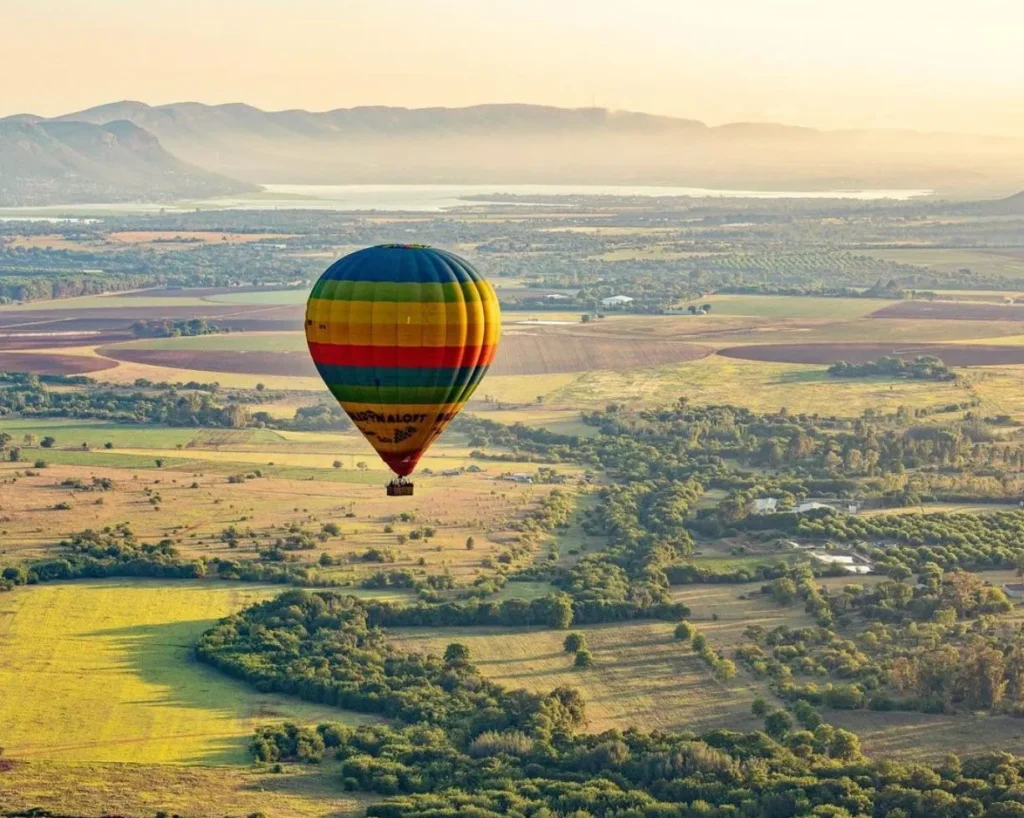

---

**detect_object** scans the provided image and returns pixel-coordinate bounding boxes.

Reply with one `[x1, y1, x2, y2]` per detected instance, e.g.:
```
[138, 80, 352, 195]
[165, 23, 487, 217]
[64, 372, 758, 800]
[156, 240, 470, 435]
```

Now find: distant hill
[0, 118, 255, 206]
[52, 101, 1024, 195]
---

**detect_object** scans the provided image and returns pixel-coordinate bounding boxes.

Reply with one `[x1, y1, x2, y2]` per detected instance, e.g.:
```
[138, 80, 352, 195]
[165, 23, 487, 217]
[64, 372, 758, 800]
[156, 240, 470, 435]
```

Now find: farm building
[796, 501, 833, 514]
[501, 473, 534, 484]
[1003, 583, 1024, 600]
[601, 295, 634, 307]
[751, 497, 778, 514]
[808, 552, 873, 574]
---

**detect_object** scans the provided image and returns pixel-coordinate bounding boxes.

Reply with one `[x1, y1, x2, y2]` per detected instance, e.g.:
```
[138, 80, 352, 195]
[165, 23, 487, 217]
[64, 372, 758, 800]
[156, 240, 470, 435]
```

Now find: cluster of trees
[0, 524, 358, 594]
[0, 371, 350, 432]
[130, 317, 226, 337]
[797, 510, 1024, 574]
[828, 356, 955, 382]
[202, 591, 1024, 818]
[197, 590, 586, 736]
[736, 566, 1024, 715]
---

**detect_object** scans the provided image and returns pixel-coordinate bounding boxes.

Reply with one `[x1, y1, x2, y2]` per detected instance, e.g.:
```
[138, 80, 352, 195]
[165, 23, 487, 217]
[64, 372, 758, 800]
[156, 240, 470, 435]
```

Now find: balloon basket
[387, 480, 414, 497]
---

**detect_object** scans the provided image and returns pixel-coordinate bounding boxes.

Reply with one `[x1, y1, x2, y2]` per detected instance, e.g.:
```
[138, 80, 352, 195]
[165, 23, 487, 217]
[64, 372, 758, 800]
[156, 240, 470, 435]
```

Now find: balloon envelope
[305, 244, 501, 477]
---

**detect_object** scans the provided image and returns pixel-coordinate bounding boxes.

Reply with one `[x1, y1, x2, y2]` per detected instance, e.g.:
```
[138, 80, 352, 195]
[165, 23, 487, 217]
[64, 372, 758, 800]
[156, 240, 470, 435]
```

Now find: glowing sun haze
[5, 0, 1023, 136]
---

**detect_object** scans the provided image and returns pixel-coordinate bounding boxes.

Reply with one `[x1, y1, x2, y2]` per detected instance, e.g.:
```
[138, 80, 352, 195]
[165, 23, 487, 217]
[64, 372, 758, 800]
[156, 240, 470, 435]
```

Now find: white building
[1003, 583, 1024, 600]
[796, 501, 833, 514]
[751, 498, 778, 514]
[601, 295, 634, 307]
[808, 552, 872, 574]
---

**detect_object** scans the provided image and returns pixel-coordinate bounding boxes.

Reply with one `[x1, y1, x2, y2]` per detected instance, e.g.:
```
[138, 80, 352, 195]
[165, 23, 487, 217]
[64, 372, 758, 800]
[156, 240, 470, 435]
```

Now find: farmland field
[0, 580, 376, 764]
[4, 188, 1024, 817]
[389, 620, 765, 735]
[718, 341, 1024, 366]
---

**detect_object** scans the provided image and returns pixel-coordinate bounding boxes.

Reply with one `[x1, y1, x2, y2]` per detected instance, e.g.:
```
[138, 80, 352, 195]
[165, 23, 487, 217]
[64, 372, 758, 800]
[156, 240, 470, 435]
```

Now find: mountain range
[4, 101, 1024, 205]
[0, 117, 254, 206]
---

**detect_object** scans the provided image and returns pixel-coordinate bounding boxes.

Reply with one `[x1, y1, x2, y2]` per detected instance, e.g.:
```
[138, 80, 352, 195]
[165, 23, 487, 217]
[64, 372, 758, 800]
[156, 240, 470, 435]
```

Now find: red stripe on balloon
[308, 341, 496, 369]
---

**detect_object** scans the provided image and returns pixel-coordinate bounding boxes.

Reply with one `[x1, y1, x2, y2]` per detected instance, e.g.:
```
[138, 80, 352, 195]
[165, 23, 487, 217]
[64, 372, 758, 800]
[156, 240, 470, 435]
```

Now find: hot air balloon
[305, 245, 501, 495]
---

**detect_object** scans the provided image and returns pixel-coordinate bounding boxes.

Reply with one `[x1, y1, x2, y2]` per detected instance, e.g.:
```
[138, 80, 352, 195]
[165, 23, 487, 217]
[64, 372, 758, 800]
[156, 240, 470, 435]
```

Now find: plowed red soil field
[871, 301, 1024, 321]
[0, 353, 116, 375]
[100, 335, 713, 377]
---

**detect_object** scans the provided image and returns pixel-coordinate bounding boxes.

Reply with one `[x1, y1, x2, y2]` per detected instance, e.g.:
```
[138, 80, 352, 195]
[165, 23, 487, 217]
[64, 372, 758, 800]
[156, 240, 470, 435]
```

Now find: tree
[465, 536, 475, 550]
[764, 709, 793, 740]
[829, 729, 861, 760]
[154, 459, 165, 468]
[40, 436, 56, 448]
[444, 643, 471, 666]
[714, 659, 737, 682]
[563, 633, 586, 653]
[691, 633, 708, 653]
[751, 697, 769, 717]
[7, 447, 21, 462]
[674, 621, 693, 640]
[333, 460, 342, 469]
[770, 577, 798, 606]
[356, 462, 368, 471]
[256, 383, 266, 392]
[574, 649, 593, 668]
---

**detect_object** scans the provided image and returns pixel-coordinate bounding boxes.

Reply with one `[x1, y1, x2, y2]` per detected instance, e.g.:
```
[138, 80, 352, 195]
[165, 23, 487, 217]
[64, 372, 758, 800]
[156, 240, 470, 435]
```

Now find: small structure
[544, 293, 570, 300]
[501, 473, 534, 484]
[808, 552, 872, 574]
[751, 497, 778, 514]
[796, 501, 833, 514]
[600, 295, 634, 307]
[1003, 583, 1024, 600]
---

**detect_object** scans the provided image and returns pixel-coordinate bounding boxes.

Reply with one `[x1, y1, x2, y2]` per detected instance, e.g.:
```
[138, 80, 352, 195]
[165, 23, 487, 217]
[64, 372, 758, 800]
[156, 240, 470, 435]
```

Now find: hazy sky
[5, 0, 1023, 135]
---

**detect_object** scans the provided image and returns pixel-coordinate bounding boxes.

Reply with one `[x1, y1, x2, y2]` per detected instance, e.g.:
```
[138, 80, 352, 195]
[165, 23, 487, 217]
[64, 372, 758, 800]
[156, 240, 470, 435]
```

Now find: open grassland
[0, 761, 366, 818]
[0, 580, 377, 765]
[389, 620, 766, 735]
[0, 415, 576, 581]
[0, 459, 563, 582]
[545, 354, 972, 416]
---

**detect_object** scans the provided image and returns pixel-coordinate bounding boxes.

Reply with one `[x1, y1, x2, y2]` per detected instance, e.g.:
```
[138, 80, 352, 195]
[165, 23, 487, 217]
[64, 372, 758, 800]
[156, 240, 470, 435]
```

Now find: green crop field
[0, 580, 378, 765]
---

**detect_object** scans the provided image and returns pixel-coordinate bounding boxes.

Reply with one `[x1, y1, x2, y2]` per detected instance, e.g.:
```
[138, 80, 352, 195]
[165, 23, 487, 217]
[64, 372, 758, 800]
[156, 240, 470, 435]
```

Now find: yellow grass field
[0, 580, 378, 765]
[0, 761, 367, 818]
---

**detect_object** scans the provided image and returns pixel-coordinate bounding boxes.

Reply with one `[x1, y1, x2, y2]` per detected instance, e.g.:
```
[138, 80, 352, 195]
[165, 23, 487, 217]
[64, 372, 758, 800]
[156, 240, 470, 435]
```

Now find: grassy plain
[389, 619, 765, 735]
[697, 294, 895, 319]
[0, 761, 367, 818]
[0, 580, 377, 765]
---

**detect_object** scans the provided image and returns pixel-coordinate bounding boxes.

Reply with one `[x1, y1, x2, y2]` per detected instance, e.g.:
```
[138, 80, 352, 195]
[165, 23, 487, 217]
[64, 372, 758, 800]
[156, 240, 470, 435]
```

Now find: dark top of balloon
[318, 244, 485, 285]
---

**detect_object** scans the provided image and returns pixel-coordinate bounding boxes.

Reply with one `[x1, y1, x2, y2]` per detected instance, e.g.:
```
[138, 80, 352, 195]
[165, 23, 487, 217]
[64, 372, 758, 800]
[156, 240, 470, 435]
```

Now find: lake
[0, 183, 934, 217]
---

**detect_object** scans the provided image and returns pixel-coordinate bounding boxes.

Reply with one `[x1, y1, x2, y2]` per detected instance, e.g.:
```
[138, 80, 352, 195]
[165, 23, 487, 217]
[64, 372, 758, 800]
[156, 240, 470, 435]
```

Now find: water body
[0, 183, 933, 217]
